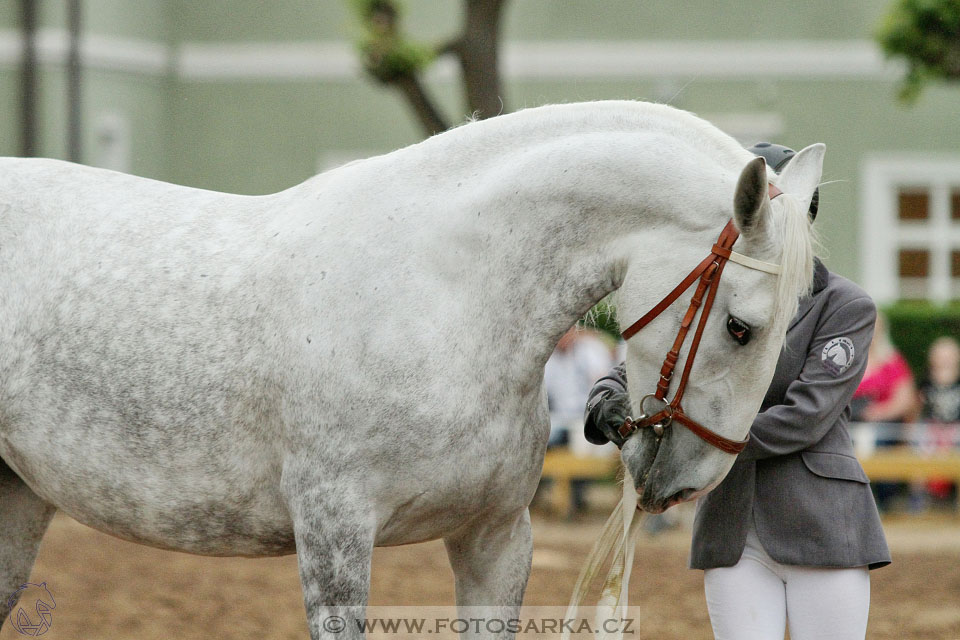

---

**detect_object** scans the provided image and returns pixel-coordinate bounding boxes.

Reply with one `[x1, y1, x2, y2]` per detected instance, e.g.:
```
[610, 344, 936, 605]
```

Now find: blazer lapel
[789, 296, 817, 331]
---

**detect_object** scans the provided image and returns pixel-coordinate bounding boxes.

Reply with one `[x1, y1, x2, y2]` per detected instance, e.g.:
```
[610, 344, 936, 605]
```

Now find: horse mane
[767, 190, 816, 333]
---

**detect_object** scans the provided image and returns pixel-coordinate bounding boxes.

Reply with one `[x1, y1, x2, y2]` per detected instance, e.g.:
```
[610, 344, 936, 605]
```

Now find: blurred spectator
[852, 313, 917, 511]
[542, 327, 616, 515]
[544, 327, 615, 453]
[915, 337, 960, 509]
[920, 336, 960, 424]
[851, 313, 918, 427]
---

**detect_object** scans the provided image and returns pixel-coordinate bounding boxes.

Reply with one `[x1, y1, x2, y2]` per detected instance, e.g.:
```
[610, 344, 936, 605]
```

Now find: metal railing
[849, 421, 960, 458]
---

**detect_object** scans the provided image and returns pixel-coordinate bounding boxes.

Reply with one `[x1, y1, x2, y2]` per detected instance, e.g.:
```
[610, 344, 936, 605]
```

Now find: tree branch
[437, 38, 462, 58]
[350, 0, 509, 133]
[353, 0, 451, 135]
[393, 74, 451, 135]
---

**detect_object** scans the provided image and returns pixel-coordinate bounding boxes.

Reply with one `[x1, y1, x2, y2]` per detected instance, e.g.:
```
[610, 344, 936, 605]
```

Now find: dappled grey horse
[0, 100, 822, 638]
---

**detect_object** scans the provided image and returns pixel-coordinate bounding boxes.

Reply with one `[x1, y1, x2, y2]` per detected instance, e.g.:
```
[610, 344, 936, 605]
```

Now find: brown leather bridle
[617, 184, 783, 455]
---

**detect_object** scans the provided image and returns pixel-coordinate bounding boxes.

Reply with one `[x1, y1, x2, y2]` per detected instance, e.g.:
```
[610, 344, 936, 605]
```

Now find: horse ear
[733, 156, 769, 239]
[776, 143, 825, 215]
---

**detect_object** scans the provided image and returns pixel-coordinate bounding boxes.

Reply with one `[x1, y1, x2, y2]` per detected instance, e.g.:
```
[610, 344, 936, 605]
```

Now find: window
[862, 157, 960, 303]
[898, 248, 929, 299]
[898, 189, 929, 221]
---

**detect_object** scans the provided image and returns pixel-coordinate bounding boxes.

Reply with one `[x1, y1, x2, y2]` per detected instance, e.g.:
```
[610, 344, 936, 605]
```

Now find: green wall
[0, 70, 19, 157]
[1, 2, 22, 156]
[504, 0, 889, 41]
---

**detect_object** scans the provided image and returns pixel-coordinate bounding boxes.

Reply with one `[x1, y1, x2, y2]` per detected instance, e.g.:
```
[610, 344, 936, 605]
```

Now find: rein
[617, 184, 783, 455]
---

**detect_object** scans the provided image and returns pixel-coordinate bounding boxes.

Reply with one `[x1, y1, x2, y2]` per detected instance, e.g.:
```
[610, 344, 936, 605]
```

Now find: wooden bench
[540, 448, 620, 516]
[540, 446, 960, 515]
[856, 446, 960, 515]
[859, 448, 960, 485]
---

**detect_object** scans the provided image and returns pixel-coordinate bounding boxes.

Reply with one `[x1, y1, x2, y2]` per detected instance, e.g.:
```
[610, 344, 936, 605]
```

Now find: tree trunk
[67, 0, 83, 163]
[458, 0, 506, 119]
[19, 0, 38, 157]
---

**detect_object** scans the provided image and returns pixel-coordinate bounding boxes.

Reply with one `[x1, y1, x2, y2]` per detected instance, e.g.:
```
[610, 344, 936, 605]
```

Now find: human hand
[584, 388, 632, 447]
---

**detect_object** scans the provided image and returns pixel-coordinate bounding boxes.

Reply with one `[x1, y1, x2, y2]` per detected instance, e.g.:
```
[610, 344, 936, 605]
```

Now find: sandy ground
[1, 496, 959, 640]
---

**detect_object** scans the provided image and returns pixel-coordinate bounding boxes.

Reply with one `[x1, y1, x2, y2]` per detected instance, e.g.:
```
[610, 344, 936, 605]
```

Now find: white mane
[767, 190, 816, 333]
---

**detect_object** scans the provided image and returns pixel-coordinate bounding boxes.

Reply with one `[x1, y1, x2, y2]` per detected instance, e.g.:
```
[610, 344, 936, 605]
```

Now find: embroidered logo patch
[821, 337, 855, 376]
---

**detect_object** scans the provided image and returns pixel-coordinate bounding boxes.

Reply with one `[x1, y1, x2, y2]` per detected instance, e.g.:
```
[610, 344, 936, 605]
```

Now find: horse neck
[305, 104, 740, 389]
[395, 123, 728, 382]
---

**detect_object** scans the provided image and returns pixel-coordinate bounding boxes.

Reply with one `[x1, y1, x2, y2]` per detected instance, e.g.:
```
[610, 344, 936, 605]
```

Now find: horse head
[617, 144, 824, 513]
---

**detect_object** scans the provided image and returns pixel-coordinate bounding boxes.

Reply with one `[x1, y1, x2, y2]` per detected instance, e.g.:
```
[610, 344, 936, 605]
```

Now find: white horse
[0, 100, 822, 638]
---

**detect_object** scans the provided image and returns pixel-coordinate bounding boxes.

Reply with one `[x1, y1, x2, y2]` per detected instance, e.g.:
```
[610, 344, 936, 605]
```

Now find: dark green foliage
[876, 0, 960, 101]
[883, 300, 960, 379]
[349, 0, 435, 83]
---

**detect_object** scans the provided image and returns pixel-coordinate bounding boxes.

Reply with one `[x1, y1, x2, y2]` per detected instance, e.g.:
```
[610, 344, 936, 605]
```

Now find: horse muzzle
[637, 485, 698, 513]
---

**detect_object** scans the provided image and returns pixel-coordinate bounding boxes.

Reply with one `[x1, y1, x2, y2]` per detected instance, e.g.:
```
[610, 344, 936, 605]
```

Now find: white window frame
[861, 154, 960, 304]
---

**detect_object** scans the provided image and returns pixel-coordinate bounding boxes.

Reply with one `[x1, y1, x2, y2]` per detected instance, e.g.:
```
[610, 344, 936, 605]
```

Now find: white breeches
[703, 522, 871, 640]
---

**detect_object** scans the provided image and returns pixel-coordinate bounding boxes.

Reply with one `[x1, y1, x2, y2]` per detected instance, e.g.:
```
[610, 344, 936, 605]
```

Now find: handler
[583, 142, 890, 640]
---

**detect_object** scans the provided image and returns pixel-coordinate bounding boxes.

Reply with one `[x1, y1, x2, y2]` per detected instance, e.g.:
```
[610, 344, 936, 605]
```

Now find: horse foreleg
[444, 508, 533, 639]
[283, 466, 374, 640]
[0, 460, 56, 631]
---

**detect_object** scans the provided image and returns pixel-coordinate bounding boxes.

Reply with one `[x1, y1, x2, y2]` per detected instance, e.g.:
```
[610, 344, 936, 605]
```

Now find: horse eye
[727, 316, 752, 345]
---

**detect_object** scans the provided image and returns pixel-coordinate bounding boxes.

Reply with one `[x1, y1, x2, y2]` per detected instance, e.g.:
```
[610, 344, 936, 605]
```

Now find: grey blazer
[585, 259, 891, 570]
[689, 258, 890, 570]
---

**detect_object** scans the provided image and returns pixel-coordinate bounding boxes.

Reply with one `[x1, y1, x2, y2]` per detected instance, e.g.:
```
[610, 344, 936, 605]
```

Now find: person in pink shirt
[852, 313, 917, 424]
[852, 313, 918, 511]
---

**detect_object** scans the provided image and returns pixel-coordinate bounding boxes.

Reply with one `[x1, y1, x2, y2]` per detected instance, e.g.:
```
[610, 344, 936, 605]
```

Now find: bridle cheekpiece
[617, 184, 783, 455]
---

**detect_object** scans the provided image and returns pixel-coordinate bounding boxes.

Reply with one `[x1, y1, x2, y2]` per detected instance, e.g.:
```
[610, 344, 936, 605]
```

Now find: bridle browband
[617, 184, 783, 455]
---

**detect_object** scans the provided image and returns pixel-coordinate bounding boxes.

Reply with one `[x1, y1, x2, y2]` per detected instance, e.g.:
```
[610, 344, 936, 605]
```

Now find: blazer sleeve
[583, 362, 629, 445]
[737, 294, 877, 462]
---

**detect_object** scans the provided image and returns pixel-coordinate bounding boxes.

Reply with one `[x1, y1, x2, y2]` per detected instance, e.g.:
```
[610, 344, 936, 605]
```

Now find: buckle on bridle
[618, 394, 673, 439]
[642, 394, 672, 437]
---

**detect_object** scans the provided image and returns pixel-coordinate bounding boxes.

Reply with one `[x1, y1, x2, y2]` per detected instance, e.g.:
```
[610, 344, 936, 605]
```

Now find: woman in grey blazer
[584, 143, 889, 640]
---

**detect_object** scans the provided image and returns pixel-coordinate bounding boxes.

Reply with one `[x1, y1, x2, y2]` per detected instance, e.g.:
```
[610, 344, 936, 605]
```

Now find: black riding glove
[584, 386, 632, 448]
